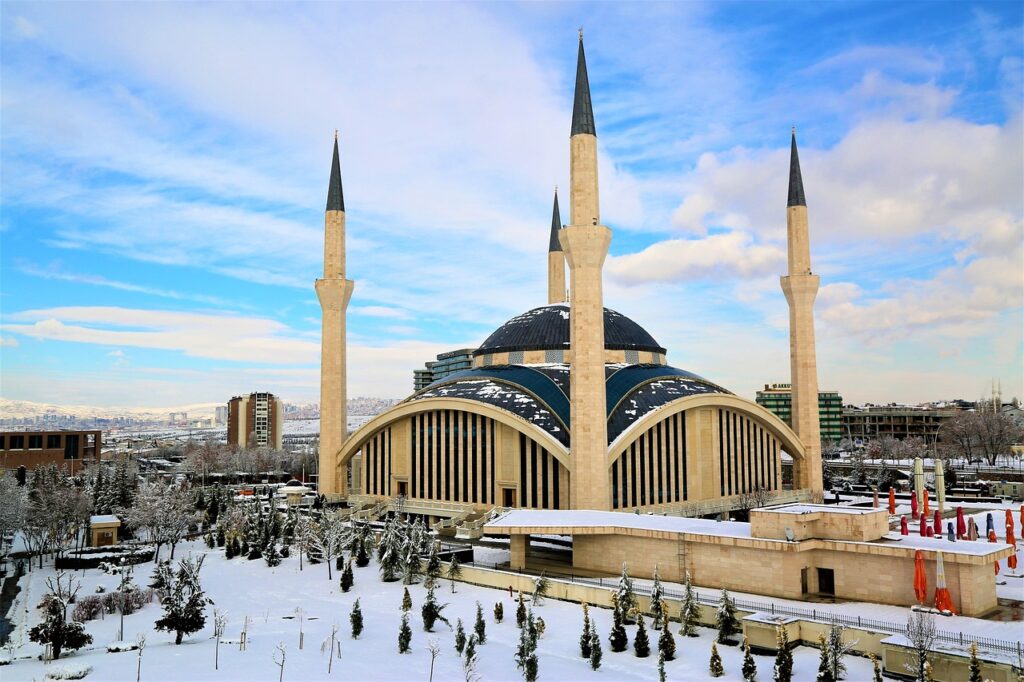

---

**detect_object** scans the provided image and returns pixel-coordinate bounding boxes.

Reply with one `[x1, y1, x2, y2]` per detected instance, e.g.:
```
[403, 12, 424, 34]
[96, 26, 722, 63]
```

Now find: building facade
[756, 383, 844, 442]
[412, 348, 477, 391]
[0, 430, 101, 474]
[320, 33, 824, 513]
[842, 405, 960, 442]
[227, 392, 284, 450]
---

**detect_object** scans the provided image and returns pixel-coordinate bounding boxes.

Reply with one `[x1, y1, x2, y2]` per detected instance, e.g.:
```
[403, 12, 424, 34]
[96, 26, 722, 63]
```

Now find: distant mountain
[0, 398, 221, 421]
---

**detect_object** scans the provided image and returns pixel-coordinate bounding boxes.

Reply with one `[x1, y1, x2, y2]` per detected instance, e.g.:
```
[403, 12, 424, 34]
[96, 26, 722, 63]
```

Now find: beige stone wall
[570, 134, 599, 227]
[471, 349, 666, 367]
[548, 251, 566, 304]
[750, 507, 889, 542]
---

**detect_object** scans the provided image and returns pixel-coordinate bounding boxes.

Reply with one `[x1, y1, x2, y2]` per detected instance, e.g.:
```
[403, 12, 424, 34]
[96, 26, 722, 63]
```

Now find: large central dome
[473, 304, 667, 356]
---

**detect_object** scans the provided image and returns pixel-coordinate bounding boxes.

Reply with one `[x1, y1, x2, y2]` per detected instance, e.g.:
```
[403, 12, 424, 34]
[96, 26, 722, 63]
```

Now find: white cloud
[606, 231, 785, 284]
[0, 336, 20, 348]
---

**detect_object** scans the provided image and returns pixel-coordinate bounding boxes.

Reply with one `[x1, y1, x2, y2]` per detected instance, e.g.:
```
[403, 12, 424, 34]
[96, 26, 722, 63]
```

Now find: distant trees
[124, 481, 195, 561]
[940, 410, 1024, 466]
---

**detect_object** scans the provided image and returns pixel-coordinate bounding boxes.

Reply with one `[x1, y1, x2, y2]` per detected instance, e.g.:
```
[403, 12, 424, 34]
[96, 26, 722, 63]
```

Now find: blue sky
[1, 2, 1021, 408]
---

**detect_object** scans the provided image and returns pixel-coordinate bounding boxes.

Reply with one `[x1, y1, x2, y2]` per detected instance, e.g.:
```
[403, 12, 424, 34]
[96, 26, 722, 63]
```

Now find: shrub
[44, 664, 92, 680]
[71, 596, 104, 623]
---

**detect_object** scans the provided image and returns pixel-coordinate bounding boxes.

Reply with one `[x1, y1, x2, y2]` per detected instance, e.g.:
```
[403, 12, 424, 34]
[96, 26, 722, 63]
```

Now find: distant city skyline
[1, 2, 1021, 407]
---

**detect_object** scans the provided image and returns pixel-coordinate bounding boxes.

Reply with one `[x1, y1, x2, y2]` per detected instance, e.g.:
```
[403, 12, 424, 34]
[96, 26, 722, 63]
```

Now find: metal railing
[465, 560, 1023, 659]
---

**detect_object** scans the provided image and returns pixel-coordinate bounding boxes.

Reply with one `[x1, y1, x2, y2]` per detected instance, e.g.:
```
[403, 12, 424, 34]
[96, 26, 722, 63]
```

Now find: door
[817, 567, 835, 595]
[503, 488, 516, 507]
[397, 481, 408, 497]
[800, 568, 809, 594]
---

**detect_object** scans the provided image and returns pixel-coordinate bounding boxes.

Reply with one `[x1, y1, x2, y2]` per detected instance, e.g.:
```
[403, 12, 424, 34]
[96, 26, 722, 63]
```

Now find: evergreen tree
[650, 565, 665, 629]
[263, 542, 282, 567]
[616, 563, 638, 623]
[515, 609, 539, 682]
[350, 599, 363, 639]
[716, 588, 739, 644]
[455, 618, 467, 653]
[773, 625, 793, 682]
[398, 613, 412, 653]
[195, 488, 207, 512]
[340, 560, 354, 593]
[742, 635, 757, 682]
[216, 527, 226, 547]
[29, 598, 92, 660]
[401, 546, 422, 586]
[825, 622, 853, 681]
[225, 540, 235, 560]
[579, 603, 593, 659]
[532, 572, 550, 606]
[815, 634, 834, 682]
[870, 653, 883, 682]
[516, 591, 527, 628]
[658, 609, 675, 662]
[154, 556, 211, 645]
[609, 594, 628, 653]
[494, 601, 504, 623]
[633, 614, 651, 658]
[710, 642, 724, 677]
[588, 620, 602, 670]
[658, 649, 667, 682]
[421, 584, 450, 632]
[446, 556, 462, 593]
[679, 570, 702, 637]
[473, 601, 487, 644]
[401, 586, 412, 611]
[425, 541, 442, 586]
[967, 642, 982, 682]
[464, 633, 478, 669]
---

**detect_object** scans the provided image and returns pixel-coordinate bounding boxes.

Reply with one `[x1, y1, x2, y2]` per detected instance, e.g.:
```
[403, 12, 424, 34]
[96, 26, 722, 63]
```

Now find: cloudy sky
[1, 2, 1021, 408]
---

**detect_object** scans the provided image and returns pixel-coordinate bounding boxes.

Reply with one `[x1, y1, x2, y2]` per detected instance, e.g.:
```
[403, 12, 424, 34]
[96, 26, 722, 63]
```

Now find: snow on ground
[3, 540, 877, 682]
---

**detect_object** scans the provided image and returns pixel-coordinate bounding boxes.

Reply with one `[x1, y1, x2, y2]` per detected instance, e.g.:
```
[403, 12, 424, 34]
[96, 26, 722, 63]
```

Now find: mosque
[315, 34, 824, 519]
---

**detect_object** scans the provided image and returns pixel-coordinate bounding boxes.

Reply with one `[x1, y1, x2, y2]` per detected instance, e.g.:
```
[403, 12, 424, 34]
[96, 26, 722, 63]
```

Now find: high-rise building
[755, 383, 843, 442]
[227, 392, 284, 450]
[413, 348, 477, 391]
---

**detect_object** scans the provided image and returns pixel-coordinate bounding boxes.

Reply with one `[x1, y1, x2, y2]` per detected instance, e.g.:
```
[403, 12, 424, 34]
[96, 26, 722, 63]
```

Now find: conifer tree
[464, 633, 478, 669]
[401, 586, 412, 611]
[398, 613, 411, 653]
[658, 650, 667, 682]
[633, 614, 651, 658]
[216, 527, 226, 547]
[773, 625, 793, 682]
[401, 546, 423, 585]
[609, 594, 628, 653]
[455, 618, 467, 653]
[589, 620, 602, 670]
[425, 540, 442, 586]
[650, 565, 665, 629]
[716, 588, 739, 644]
[28, 575, 92, 660]
[825, 622, 853, 681]
[421, 583, 450, 632]
[616, 563, 638, 623]
[967, 642, 982, 682]
[742, 634, 757, 681]
[532, 571, 550, 606]
[516, 591, 527, 629]
[205, 533, 215, 549]
[340, 560, 354, 593]
[579, 603, 593, 659]
[680, 570, 702, 637]
[515, 608, 539, 682]
[870, 652, 883, 682]
[446, 556, 462, 593]
[494, 602, 504, 623]
[154, 556, 211, 645]
[658, 609, 675, 662]
[350, 599, 363, 639]
[815, 633, 834, 682]
[263, 542, 281, 567]
[225, 540, 235, 559]
[474, 601, 486, 644]
[710, 642, 724, 677]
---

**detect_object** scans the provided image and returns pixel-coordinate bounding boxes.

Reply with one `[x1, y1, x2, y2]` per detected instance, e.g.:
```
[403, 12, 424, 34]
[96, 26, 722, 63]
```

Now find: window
[624, 350, 640, 364]
[817, 568, 835, 595]
[10, 435, 24, 449]
[47, 434, 61, 448]
[508, 351, 525, 364]
[64, 433, 80, 460]
[0, 435, 5, 449]
[28, 435, 43, 449]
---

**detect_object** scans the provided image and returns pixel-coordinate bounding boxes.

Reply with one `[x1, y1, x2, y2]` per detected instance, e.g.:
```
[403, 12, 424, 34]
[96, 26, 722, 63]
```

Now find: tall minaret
[316, 133, 355, 496]
[780, 129, 823, 497]
[547, 188, 566, 304]
[559, 31, 612, 510]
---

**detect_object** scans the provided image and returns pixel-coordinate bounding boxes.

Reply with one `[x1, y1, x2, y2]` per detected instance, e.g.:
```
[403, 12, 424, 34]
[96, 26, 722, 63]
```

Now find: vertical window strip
[519, 434, 527, 509]
[552, 455, 560, 509]
[680, 412, 688, 501]
[411, 415, 417, 498]
[630, 444, 638, 508]
[657, 421, 665, 505]
[530, 442, 539, 509]
[488, 419, 495, 506]
[718, 409, 725, 496]
[611, 455, 619, 509]
[541, 451, 549, 509]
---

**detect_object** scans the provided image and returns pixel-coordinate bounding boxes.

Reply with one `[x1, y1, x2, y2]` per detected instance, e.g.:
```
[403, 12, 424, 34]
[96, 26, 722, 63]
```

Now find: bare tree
[273, 642, 287, 682]
[213, 609, 228, 670]
[426, 638, 442, 682]
[123, 482, 196, 561]
[940, 411, 1022, 466]
[304, 513, 345, 580]
[135, 633, 146, 682]
[0, 474, 27, 560]
[320, 623, 340, 674]
[905, 611, 936, 681]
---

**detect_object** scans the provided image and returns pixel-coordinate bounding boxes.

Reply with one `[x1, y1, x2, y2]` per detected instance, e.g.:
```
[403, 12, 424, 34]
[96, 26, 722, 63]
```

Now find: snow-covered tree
[967, 643, 982, 682]
[658, 609, 675, 661]
[398, 613, 413, 653]
[816, 633, 834, 682]
[473, 601, 486, 644]
[421, 583, 450, 632]
[633, 614, 651, 658]
[377, 517, 407, 582]
[402, 546, 423, 585]
[579, 603, 592, 659]
[306, 512, 346, 580]
[773, 625, 793, 682]
[870, 652, 883, 682]
[446, 556, 463, 593]
[455, 618, 467, 653]
[825, 622, 856, 680]
[515, 608, 539, 682]
[350, 599, 363, 639]
[742, 635, 757, 681]
[716, 588, 739, 644]
[0, 474, 28, 560]
[28, 573, 91, 660]
[340, 559, 354, 592]
[905, 611, 935, 682]
[347, 521, 373, 568]
[515, 591, 526, 628]
[616, 563, 638, 623]
[493, 602, 504, 623]
[124, 481, 196, 562]
[650, 565, 665, 628]
[589, 619, 602, 670]
[401, 587, 412, 611]
[608, 594, 628, 652]
[531, 571, 550, 606]
[155, 556, 211, 645]
[710, 642, 724, 677]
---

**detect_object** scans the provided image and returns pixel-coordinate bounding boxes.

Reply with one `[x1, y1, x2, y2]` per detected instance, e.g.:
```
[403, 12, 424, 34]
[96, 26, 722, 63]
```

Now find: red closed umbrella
[1007, 509, 1016, 536]
[913, 550, 927, 603]
[956, 507, 966, 539]
[920, 515, 927, 537]
[933, 510, 942, 537]
[901, 516, 909, 536]
[1008, 519, 1018, 571]
[989, 529, 1000, 574]
[911, 492, 919, 520]
[967, 517, 979, 541]
[888, 488, 896, 515]
[922, 490, 930, 517]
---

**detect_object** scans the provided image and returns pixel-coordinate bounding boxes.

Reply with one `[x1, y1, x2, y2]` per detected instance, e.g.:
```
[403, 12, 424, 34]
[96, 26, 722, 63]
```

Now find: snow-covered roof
[768, 504, 879, 515]
[90, 515, 120, 525]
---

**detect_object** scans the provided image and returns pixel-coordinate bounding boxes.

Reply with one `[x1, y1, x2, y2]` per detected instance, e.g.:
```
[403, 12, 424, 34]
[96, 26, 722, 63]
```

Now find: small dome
[474, 304, 666, 357]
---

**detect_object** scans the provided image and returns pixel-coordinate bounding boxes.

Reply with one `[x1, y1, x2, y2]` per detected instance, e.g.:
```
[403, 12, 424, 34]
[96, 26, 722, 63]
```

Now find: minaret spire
[547, 188, 566, 304]
[571, 31, 596, 137]
[316, 133, 355, 496]
[780, 127, 822, 498]
[787, 127, 806, 208]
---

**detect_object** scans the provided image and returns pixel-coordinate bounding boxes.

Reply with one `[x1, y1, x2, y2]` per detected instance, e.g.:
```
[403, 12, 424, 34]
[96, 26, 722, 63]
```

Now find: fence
[466, 560, 1023, 659]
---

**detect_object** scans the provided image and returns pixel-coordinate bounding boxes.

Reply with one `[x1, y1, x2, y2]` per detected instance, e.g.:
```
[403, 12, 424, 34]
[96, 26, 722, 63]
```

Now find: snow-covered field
[3, 540, 878, 681]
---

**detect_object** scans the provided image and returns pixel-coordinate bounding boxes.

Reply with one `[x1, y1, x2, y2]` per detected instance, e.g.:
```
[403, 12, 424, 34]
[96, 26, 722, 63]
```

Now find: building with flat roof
[227, 392, 283, 450]
[0, 430, 101, 475]
[842, 405, 960, 441]
[412, 348, 476, 391]
[756, 383, 843, 442]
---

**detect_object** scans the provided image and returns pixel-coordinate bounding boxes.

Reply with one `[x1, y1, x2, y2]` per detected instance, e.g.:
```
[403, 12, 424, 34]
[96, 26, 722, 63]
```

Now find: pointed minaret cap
[571, 29, 596, 137]
[326, 131, 345, 212]
[788, 127, 806, 208]
[548, 187, 563, 252]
